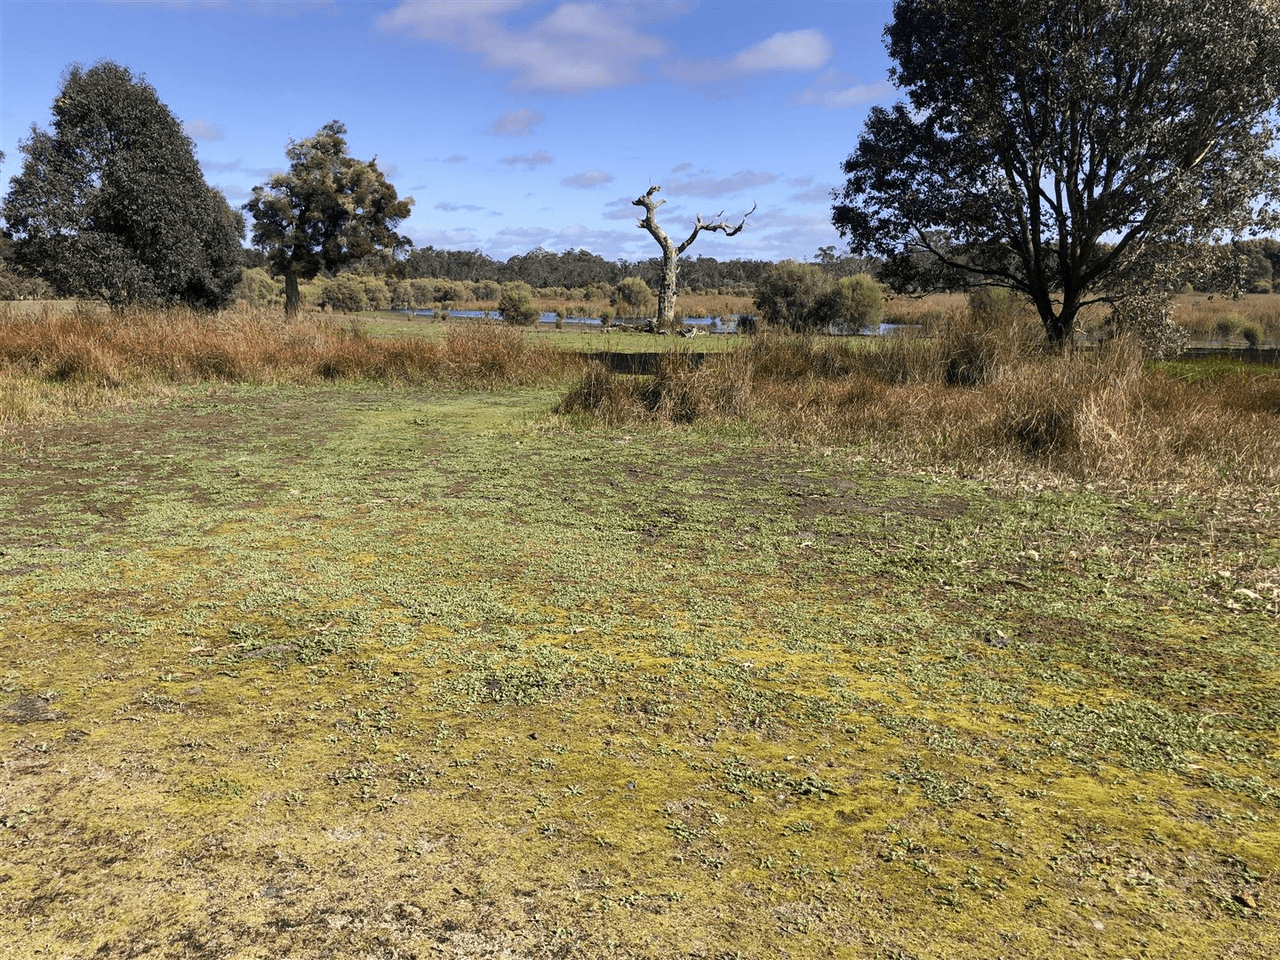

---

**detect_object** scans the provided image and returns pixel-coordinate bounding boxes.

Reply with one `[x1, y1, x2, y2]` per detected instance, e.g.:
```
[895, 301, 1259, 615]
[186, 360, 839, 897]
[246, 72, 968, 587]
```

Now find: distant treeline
[239, 237, 1280, 300]
[240, 244, 875, 297]
[400, 246, 780, 295]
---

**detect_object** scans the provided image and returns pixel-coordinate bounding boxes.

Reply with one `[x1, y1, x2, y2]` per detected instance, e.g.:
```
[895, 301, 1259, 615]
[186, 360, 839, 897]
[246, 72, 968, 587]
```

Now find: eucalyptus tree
[2, 61, 243, 309]
[244, 121, 413, 316]
[833, 0, 1280, 346]
[633, 185, 754, 330]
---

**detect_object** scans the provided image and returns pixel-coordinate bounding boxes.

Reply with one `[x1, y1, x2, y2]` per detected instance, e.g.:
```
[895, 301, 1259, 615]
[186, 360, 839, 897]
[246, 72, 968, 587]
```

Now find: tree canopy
[1, 61, 244, 309]
[244, 121, 413, 315]
[833, 0, 1280, 345]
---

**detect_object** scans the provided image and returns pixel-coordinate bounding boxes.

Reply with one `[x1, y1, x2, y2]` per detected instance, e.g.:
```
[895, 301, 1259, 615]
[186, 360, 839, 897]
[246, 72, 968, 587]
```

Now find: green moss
[0, 383, 1276, 958]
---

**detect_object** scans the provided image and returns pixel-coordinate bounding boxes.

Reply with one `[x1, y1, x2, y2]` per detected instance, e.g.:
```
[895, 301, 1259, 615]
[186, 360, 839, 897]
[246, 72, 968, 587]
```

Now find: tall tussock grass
[0, 303, 582, 429]
[0, 303, 580, 392]
[559, 311, 1280, 488]
[558, 347, 753, 425]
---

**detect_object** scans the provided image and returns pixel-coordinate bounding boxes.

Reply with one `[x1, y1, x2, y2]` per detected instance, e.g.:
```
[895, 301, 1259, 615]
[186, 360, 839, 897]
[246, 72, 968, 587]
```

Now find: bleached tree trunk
[633, 186, 754, 332]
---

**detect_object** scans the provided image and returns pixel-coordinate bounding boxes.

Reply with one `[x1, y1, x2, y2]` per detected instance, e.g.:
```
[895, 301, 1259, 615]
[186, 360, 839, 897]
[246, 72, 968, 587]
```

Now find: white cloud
[184, 119, 225, 141]
[435, 201, 487, 212]
[409, 225, 484, 249]
[604, 196, 641, 221]
[490, 108, 545, 136]
[665, 28, 832, 84]
[664, 169, 779, 199]
[377, 1, 669, 93]
[789, 184, 835, 204]
[500, 150, 554, 170]
[796, 71, 895, 108]
[732, 29, 831, 73]
[561, 169, 614, 189]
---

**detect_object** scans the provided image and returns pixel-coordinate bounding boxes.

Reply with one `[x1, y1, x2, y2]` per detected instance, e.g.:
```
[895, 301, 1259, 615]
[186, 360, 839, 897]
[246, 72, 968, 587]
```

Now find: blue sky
[1, 0, 899, 263]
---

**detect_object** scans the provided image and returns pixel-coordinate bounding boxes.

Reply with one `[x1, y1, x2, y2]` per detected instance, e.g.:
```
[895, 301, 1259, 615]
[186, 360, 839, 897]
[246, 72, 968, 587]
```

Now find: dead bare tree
[632, 185, 755, 331]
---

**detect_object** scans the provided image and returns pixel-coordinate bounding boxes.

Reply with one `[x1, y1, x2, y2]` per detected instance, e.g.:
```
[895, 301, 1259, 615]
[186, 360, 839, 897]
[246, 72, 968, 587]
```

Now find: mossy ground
[0, 383, 1276, 959]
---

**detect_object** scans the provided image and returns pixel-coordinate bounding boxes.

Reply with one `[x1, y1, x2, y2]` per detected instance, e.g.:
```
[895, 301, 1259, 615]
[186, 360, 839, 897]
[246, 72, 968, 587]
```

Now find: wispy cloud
[490, 107, 545, 136]
[183, 118, 225, 142]
[789, 184, 834, 204]
[377, 1, 670, 93]
[500, 150, 554, 170]
[664, 169, 779, 199]
[796, 70, 895, 108]
[604, 196, 641, 221]
[435, 201, 486, 212]
[732, 29, 831, 73]
[666, 28, 832, 83]
[561, 169, 614, 189]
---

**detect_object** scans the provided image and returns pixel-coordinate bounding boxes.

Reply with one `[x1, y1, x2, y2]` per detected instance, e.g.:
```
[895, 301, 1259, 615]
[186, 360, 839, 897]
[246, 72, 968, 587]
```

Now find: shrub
[753, 261, 828, 330]
[234, 267, 284, 307]
[967, 286, 1026, 326]
[1105, 293, 1188, 359]
[318, 274, 368, 313]
[613, 277, 654, 318]
[1240, 322, 1262, 348]
[498, 282, 540, 326]
[360, 277, 391, 311]
[815, 273, 886, 332]
[1213, 312, 1244, 339]
[474, 279, 502, 301]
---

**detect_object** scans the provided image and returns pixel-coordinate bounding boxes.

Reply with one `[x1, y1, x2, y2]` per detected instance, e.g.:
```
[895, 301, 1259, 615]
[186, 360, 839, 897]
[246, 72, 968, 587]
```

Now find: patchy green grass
[0, 382, 1276, 959]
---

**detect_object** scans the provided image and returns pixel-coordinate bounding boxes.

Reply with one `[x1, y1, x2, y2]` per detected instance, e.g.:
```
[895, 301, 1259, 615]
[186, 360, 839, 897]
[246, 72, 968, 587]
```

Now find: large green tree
[244, 121, 413, 316]
[833, 0, 1280, 346]
[2, 61, 244, 309]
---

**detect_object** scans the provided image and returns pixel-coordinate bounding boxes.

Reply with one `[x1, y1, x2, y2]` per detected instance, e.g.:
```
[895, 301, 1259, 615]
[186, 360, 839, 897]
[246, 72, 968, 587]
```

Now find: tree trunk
[632, 186, 754, 334]
[284, 272, 301, 317]
[657, 253, 678, 331]
[1039, 301, 1078, 351]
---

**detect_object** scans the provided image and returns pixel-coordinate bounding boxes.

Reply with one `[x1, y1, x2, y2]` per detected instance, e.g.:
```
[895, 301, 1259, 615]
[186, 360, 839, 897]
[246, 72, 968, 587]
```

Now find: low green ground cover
[0, 382, 1276, 958]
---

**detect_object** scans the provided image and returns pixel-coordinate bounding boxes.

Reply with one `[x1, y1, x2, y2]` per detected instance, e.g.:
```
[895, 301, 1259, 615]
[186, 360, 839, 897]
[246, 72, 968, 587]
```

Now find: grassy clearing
[0, 378, 1277, 959]
[0, 305, 1277, 957]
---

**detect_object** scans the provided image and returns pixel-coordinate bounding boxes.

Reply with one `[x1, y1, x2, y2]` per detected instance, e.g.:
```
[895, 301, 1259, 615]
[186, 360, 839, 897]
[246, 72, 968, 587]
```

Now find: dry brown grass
[1174, 292, 1280, 343]
[887, 290, 1280, 345]
[0, 303, 582, 430]
[559, 310, 1280, 489]
[558, 346, 754, 425]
